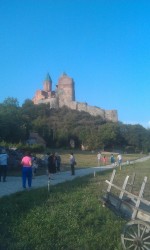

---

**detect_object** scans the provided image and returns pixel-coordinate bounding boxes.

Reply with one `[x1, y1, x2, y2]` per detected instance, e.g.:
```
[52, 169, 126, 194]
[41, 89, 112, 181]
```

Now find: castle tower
[57, 73, 75, 106]
[43, 73, 52, 92]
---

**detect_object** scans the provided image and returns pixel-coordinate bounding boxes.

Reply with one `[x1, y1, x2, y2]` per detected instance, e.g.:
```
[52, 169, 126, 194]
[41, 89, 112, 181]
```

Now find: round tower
[57, 73, 75, 106]
[43, 73, 52, 92]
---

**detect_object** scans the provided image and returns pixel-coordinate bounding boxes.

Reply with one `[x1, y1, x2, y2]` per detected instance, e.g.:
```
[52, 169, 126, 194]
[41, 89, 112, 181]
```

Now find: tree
[122, 124, 148, 152]
[0, 98, 26, 142]
[3, 97, 19, 107]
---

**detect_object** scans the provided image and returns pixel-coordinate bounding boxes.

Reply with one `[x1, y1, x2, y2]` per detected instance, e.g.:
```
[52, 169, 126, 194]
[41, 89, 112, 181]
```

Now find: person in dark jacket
[55, 152, 61, 173]
[47, 153, 56, 179]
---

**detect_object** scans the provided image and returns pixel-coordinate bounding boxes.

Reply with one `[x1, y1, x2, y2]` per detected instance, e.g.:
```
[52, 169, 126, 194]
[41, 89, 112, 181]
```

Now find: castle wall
[49, 97, 59, 109]
[32, 90, 47, 104]
[38, 97, 59, 109]
[38, 98, 51, 104]
[59, 100, 77, 110]
[63, 101, 118, 122]
[69, 101, 77, 110]
[76, 102, 87, 112]
[87, 105, 105, 118]
[104, 110, 118, 122]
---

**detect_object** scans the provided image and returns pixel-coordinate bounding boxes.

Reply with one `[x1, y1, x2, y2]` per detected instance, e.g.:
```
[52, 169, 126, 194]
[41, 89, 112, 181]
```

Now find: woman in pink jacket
[21, 152, 32, 189]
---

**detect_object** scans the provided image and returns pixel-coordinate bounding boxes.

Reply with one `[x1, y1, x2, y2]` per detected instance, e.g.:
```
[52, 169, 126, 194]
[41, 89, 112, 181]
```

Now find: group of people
[97, 152, 110, 165]
[21, 151, 77, 189]
[97, 152, 122, 169]
[0, 148, 123, 190]
[110, 153, 122, 169]
[0, 148, 75, 190]
[21, 151, 62, 188]
[97, 152, 109, 165]
[1, 148, 123, 190]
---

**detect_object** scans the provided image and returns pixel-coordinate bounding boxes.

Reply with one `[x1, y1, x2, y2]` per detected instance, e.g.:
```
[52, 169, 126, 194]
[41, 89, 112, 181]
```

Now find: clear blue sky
[0, 0, 150, 128]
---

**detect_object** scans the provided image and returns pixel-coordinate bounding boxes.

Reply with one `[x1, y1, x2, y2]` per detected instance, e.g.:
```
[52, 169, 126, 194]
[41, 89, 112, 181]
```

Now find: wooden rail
[105, 170, 150, 208]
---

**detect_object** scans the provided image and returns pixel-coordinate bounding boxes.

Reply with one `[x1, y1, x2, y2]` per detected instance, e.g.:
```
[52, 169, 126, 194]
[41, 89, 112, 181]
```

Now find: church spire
[43, 73, 52, 92]
[45, 73, 52, 83]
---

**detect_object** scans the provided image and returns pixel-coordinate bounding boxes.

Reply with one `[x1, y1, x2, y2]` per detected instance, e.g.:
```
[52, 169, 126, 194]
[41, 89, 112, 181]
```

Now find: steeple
[45, 73, 52, 83]
[62, 72, 67, 76]
[43, 73, 52, 92]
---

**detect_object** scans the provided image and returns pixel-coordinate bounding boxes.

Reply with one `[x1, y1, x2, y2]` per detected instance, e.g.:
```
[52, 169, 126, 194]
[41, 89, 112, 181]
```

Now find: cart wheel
[121, 220, 150, 250]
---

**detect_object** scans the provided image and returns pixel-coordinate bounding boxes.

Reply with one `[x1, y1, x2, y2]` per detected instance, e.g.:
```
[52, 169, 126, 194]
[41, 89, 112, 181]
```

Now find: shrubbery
[0, 142, 45, 154]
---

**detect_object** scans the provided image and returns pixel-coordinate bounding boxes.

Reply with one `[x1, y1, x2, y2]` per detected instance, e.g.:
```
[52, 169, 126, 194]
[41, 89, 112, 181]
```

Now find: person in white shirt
[0, 149, 9, 182]
[70, 152, 76, 175]
[97, 152, 101, 166]
[117, 153, 122, 170]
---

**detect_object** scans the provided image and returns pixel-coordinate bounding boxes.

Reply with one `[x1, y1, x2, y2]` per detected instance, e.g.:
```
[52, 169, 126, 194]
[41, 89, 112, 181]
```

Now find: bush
[0, 142, 45, 154]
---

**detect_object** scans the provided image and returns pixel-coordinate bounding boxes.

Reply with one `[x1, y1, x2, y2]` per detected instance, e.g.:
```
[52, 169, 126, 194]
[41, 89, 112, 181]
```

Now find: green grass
[0, 175, 124, 250]
[1, 154, 150, 249]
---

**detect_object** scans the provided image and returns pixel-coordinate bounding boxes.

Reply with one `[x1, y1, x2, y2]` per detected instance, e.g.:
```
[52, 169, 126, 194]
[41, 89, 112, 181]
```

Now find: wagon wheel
[121, 220, 150, 250]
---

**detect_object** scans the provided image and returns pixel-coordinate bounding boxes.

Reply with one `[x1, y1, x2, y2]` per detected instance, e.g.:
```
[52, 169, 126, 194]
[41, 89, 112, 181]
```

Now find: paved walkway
[0, 156, 150, 198]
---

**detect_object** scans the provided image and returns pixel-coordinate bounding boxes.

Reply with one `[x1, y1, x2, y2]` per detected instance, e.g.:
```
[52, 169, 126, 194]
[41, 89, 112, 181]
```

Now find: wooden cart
[102, 169, 150, 250]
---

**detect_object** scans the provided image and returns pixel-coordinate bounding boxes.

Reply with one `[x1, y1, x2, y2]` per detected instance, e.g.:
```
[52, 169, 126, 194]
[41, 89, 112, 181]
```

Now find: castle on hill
[32, 73, 118, 122]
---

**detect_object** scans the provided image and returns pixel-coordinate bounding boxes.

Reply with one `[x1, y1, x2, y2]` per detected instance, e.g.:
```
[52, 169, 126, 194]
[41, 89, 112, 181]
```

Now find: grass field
[1, 153, 150, 250]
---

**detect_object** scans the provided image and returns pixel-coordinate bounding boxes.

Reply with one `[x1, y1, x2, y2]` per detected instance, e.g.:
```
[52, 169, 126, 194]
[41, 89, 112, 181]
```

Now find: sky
[0, 0, 150, 128]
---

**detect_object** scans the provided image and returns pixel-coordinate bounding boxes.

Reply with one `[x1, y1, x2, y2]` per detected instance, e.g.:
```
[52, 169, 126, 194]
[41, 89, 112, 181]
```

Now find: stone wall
[87, 105, 105, 117]
[104, 110, 118, 122]
[58, 100, 118, 122]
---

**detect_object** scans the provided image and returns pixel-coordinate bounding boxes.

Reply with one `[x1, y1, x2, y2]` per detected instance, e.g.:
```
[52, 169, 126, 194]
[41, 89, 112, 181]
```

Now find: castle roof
[59, 72, 68, 78]
[45, 73, 52, 82]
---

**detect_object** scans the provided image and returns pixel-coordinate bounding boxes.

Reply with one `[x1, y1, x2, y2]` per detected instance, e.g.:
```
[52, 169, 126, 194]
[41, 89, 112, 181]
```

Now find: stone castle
[32, 73, 118, 122]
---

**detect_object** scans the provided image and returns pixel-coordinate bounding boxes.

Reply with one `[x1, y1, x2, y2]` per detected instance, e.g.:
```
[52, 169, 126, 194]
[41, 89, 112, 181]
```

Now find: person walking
[117, 153, 122, 170]
[0, 149, 9, 182]
[47, 153, 56, 180]
[97, 152, 101, 166]
[43, 153, 49, 168]
[55, 152, 61, 173]
[21, 152, 32, 189]
[102, 155, 107, 165]
[32, 154, 38, 178]
[70, 152, 76, 175]
[110, 154, 115, 166]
